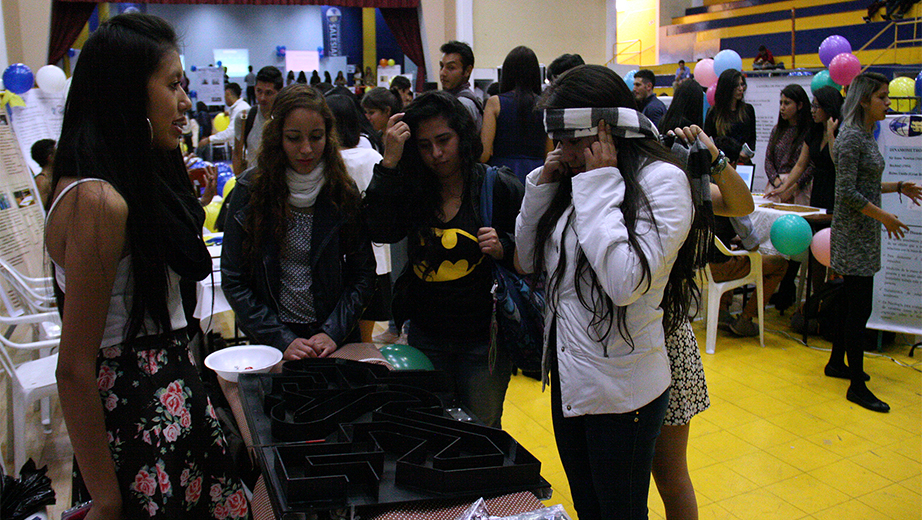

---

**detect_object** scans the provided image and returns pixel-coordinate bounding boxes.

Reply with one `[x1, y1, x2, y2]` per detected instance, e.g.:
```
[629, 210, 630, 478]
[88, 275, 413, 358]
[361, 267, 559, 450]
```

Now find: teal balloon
[379, 344, 434, 370]
[811, 70, 840, 94]
[770, 214, 813, 256]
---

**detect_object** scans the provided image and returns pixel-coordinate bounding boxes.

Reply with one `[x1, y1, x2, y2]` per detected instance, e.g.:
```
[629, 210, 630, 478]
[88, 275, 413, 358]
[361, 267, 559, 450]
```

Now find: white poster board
[743, 75, 813, 193]
[0, 115, 48, 313]
[376, 65, 402, 88]
[867, 115, 922, 335]
[190, 66, 226, 108]
[9, 89, 65, 175]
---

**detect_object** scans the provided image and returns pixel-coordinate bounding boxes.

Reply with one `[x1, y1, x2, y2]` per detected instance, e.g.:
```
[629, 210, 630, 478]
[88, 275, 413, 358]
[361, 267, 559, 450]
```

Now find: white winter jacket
[515, 161, 693, 417]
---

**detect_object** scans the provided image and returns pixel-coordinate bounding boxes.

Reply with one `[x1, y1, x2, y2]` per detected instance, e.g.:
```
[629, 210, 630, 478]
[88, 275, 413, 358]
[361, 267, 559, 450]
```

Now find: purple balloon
[819, 35, 851, 67]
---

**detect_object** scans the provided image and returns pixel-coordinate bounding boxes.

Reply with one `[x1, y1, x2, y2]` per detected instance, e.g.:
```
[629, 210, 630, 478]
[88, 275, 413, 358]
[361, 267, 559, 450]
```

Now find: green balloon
[379, 344, 435, 370]
[811, 70, 840, 94]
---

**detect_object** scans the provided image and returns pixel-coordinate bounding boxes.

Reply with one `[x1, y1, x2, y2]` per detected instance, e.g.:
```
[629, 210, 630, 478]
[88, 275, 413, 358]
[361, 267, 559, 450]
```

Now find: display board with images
[0, 113, 48, 315]
[867, 115, 922, 336]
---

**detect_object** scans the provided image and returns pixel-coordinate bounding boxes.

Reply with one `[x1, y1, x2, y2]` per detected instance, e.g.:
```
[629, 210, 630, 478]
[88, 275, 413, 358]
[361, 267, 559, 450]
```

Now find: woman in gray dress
[828, 72, 921, 412]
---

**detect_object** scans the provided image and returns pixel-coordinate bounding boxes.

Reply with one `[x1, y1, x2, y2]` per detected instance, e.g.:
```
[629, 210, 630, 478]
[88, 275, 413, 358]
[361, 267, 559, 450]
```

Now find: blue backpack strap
[480, 166, 497, 228]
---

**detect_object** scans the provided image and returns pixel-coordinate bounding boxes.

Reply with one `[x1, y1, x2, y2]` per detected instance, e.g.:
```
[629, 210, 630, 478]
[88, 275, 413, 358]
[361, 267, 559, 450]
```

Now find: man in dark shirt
[439, 40, 483, 132]
[633, 69, 666, 127]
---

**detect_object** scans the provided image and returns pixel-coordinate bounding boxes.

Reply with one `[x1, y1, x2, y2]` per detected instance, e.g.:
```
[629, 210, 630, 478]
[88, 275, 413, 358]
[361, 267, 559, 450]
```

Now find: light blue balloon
[713, 50, 742, 77]
[770, 215, 813, 256]
[623, 69, 637, 86]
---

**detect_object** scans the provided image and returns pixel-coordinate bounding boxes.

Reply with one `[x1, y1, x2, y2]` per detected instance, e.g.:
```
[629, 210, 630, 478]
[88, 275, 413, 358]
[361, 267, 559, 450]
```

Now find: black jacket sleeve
[362, 163, 415, 244]
[491, 168, 525, 272]
[744, 104, 757, 151]
[320, 217, 377, 345]
[220, 180, 299, 352]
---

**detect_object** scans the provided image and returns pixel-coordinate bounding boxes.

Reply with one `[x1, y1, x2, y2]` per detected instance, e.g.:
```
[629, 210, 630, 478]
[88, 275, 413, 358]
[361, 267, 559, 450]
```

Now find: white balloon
[35, 65, 67, 94]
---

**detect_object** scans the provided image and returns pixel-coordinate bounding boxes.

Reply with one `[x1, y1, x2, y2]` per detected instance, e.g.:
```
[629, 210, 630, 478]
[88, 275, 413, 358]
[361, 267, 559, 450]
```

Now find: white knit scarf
[286, 161, 326, 208]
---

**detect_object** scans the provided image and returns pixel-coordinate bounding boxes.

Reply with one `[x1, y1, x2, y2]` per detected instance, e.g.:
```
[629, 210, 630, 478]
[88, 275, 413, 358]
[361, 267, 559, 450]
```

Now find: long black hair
[768, 84, 812, 160]
[711, 69, 749, 136]
[658, 79, 704, 132]
[397, 91, 483, 280]
[499, 46, 542, 123]
[808, 86, 844, 142]
[535, 64, 700, 344]
[49, 13, 210, 340]
[326, 94, 364, 148]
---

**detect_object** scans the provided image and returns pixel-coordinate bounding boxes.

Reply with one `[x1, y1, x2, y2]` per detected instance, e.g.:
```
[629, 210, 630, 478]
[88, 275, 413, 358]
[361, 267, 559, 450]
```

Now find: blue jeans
[407, 322, 512, 428]
[550, 344, 669, 520]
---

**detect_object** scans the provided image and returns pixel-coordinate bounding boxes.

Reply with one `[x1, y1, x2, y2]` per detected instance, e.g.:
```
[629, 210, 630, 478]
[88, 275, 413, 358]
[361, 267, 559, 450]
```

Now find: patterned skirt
[663, 320, 710, 426]
[74, 332, 249, 519]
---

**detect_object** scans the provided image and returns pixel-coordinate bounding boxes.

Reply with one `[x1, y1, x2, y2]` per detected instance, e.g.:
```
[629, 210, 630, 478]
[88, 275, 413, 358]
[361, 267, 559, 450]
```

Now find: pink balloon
[810, 228, 831, 267]
[695, 59, 717, 88]
[829, 53, 861, 86]
[706, 83, 717, 106]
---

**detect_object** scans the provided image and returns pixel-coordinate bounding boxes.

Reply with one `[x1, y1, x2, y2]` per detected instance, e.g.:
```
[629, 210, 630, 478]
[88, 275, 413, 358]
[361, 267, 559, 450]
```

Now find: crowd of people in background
[39, 12, 922, 520]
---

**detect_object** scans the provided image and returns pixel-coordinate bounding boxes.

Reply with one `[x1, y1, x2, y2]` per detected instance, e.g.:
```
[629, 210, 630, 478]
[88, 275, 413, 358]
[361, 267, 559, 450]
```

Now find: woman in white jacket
[515, 65, 699, 520]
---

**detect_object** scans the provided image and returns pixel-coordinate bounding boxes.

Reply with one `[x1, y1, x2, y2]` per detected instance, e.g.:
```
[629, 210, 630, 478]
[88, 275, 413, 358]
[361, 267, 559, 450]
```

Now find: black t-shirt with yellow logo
[407, 197, 492, 342]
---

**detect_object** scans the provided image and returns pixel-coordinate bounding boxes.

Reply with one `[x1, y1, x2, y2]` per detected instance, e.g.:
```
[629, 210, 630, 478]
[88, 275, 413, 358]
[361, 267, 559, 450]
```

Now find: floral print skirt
[73, 332, 249, 519]
[662, 320, 710, 426]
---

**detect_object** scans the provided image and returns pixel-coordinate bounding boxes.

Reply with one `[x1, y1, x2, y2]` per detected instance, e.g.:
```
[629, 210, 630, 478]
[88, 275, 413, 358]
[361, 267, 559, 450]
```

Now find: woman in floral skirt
[46, 13, 247, 519]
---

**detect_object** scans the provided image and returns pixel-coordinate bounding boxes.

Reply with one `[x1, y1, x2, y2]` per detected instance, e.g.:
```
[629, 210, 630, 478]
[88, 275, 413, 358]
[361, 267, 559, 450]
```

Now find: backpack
[480, 167, 546, 373]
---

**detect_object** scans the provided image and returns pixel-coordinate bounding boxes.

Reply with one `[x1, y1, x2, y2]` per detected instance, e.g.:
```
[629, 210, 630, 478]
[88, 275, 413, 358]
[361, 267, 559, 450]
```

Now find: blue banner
[323, 7, 342, 57]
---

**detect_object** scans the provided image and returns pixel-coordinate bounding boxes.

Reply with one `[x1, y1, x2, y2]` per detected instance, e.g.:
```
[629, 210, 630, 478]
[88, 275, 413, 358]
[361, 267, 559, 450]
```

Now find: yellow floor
[502, 313, 922, 520]
[5, 310, 921, 519]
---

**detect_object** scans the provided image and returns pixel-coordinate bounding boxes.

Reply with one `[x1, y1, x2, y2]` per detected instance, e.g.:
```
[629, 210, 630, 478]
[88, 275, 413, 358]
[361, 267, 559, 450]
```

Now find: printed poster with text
[0, 115, 49, 315]
[867, 115, 922, 335]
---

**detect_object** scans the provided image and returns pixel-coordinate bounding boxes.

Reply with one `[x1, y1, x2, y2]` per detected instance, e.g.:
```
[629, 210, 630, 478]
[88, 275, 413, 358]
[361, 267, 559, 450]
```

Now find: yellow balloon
[889, 77, 917, 112]
[222, 176, 236, 199]
[213, 113, 230, 132]
[203, 200, 222, 232]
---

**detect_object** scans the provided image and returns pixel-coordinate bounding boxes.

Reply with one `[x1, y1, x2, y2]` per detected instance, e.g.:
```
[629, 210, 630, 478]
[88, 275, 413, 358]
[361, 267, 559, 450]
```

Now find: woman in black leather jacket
[222, 84, 375, 359]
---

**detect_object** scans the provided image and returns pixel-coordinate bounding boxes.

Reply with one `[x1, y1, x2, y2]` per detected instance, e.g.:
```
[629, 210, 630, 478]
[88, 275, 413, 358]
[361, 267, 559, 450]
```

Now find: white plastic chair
[0, 258, 56, 315]
[702, 236, 765, 354]
[0, 311, 60, 473]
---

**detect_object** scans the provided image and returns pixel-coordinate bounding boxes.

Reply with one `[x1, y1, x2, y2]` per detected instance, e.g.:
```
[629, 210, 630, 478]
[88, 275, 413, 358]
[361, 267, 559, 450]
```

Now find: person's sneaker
[846, 386, 890, 413]
[729, 316, 759, 337]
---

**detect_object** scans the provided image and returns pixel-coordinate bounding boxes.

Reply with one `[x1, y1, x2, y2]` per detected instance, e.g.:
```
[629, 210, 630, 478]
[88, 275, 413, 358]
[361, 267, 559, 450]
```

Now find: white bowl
[204, 345, 282, 382]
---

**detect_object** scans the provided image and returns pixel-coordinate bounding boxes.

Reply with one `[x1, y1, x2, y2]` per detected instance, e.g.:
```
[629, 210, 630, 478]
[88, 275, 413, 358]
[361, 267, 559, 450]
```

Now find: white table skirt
[750, 195, 825, 258]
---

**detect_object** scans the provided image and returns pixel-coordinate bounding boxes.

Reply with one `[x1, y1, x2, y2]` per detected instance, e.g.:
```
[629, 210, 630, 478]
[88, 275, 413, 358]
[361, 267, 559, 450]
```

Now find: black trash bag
[0, 458, 56, 520]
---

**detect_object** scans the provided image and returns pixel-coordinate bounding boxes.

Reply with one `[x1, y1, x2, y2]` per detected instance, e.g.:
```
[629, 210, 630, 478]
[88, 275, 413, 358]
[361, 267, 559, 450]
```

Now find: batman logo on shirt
[414, 228, 485, 282]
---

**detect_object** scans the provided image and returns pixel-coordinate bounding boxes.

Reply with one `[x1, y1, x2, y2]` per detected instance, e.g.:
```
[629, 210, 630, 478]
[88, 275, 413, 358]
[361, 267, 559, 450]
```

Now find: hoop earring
[146, 118, 153, 146]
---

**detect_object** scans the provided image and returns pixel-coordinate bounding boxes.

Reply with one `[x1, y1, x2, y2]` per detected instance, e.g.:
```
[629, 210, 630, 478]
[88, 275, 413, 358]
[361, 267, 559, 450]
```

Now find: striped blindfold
[543, 107, 659, 141]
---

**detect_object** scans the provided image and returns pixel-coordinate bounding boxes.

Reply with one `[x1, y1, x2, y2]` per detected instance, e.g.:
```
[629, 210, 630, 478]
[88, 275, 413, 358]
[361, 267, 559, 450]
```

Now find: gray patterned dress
[831, 124, 885, 276]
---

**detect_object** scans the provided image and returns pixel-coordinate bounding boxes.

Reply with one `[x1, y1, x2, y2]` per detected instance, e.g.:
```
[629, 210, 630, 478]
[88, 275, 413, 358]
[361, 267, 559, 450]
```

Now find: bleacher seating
[649, 0, 920, 96]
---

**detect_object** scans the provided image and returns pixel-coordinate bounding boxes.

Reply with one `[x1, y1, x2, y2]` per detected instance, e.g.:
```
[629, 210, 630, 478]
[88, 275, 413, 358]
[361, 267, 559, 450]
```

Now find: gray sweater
[831, 124, 885, 276]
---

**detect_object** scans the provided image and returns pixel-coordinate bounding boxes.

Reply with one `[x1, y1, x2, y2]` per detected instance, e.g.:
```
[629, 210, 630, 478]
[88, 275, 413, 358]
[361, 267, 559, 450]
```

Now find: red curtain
[380, 7, 426, 92]
[47, 1, 96, 64]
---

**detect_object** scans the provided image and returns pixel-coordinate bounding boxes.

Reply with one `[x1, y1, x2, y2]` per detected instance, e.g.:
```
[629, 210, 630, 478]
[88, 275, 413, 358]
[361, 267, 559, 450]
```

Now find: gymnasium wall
[472, 0, 608, 69]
